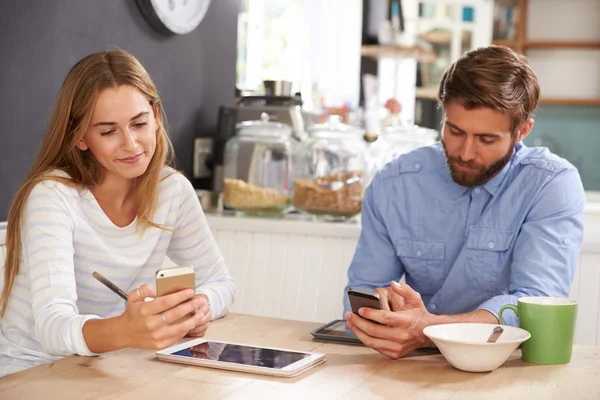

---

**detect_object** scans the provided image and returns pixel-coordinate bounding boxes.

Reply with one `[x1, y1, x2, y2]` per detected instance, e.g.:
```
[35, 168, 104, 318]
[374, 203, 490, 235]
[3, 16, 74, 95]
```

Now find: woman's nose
[122, 129, 138, 151]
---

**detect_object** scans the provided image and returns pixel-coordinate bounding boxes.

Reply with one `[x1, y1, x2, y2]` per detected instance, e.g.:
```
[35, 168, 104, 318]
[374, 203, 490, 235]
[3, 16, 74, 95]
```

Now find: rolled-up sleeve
[478, 168, 585, 326]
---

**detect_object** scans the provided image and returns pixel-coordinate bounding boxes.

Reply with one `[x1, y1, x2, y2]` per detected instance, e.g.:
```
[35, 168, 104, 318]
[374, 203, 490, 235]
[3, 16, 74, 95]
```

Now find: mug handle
[498, 304, 519, 325]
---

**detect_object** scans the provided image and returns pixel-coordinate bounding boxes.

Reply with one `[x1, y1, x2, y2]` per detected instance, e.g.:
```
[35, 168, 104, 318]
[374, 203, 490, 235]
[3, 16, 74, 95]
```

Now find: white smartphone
[156, 338, 327, 378]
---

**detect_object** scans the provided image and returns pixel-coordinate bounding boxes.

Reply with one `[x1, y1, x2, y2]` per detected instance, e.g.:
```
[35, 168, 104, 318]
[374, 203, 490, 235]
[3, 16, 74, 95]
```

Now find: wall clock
[137, 0, 212, 35]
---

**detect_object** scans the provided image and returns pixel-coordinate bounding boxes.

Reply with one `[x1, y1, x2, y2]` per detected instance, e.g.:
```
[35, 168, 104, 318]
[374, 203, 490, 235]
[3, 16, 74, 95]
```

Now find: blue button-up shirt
[344, 142, 585, 327]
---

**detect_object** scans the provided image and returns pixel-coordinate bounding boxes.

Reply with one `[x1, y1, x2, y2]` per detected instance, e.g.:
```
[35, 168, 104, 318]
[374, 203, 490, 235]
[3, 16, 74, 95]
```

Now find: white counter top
[205, 212, 361, 238]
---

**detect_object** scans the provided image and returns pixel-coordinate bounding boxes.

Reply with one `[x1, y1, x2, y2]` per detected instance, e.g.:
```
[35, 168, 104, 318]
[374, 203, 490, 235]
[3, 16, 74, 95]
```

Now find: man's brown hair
[438, 45, 541, 132]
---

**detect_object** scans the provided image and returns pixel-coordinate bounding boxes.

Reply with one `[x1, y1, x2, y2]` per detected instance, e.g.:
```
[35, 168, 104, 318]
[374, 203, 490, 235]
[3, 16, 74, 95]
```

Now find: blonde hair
[1, 49, 174, 316]
[438, 45, 541, 132]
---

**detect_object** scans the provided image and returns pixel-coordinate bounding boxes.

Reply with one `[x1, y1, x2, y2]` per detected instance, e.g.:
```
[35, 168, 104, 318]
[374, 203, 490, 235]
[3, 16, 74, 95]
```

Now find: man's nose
[459, 136, 476, 162]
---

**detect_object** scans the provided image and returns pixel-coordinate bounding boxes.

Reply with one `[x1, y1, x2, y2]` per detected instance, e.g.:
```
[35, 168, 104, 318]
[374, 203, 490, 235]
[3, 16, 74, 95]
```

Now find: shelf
[361, 45, 436, 62]
[525, 41, 600, 49]
[539, 98, 600, 106]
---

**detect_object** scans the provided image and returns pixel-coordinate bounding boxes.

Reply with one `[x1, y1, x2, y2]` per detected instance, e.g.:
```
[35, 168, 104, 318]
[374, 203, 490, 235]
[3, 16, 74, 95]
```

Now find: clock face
[138, 0, 212, 35]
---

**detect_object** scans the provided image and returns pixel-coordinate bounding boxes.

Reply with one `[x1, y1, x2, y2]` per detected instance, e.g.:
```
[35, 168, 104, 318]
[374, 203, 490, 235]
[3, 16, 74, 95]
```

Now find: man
[343, 45, 585, 359]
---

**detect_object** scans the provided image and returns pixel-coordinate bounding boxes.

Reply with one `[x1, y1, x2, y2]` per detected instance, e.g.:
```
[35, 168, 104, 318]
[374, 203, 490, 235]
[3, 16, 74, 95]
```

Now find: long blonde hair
[1, 49, 174, 316]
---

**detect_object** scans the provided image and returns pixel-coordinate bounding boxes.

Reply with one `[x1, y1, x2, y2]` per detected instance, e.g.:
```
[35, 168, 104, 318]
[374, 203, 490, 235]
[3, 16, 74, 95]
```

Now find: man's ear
[516, 119, 534, 142]
[76, 138, 89, 151]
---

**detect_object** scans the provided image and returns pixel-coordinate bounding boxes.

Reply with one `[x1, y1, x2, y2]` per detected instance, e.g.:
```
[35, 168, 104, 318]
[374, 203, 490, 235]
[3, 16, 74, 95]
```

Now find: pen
[93, 271, 129, 301]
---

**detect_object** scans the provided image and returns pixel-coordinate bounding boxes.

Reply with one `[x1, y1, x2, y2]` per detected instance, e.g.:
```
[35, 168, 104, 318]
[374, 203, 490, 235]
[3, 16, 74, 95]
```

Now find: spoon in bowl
[487, 326, 504, 343]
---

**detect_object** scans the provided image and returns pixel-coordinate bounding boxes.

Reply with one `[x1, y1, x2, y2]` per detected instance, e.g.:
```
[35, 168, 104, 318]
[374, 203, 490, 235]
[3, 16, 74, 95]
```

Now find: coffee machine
[210, 94, 319, 193]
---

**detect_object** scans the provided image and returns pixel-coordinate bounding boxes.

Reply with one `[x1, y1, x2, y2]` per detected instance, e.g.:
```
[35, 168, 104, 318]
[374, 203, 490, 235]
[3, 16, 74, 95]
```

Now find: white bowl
[423, 323, 531, 372]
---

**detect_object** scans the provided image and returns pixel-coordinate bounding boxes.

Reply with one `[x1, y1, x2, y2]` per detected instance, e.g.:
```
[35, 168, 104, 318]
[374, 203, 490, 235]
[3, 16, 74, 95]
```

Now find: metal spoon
[487, 326, 504, 343]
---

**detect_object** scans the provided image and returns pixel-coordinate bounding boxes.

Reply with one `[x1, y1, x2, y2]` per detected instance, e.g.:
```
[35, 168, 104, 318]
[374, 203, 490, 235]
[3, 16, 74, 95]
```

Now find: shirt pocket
[395, 239, 445, 294]
[465, 229, 515, 292]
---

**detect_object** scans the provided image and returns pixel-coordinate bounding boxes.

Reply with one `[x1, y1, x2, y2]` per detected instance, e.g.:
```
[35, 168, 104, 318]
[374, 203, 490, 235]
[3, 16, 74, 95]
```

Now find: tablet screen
[170, 341, 311, 369]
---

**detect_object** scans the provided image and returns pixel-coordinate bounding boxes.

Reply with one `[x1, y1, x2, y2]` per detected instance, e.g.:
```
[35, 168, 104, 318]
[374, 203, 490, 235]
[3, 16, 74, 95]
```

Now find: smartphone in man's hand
[347, 288, 384, 323]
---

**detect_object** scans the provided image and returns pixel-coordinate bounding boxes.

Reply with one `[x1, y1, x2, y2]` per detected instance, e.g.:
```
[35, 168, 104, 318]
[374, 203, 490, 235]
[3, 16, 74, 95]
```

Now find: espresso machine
[210, 92, 319, 193]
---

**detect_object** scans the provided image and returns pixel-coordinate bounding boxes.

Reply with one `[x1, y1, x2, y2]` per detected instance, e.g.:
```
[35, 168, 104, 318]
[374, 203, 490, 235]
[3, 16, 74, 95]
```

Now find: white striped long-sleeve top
[0, 168, 235, 377]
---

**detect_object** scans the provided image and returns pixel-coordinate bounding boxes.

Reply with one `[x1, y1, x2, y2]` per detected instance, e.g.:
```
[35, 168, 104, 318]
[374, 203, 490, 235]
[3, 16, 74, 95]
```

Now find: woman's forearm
[82, 315, 130, 354]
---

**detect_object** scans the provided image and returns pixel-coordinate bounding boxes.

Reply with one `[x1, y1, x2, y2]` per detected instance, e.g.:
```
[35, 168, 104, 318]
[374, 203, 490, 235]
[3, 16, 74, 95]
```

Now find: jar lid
[236, 113, 292, 137]
[307, 115, 365, 139]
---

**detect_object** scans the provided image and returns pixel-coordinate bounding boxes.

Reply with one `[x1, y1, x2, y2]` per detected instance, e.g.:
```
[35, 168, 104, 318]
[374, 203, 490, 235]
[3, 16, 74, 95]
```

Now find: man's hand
[374, 284, 405, 311]
[345, 281, 435, 359]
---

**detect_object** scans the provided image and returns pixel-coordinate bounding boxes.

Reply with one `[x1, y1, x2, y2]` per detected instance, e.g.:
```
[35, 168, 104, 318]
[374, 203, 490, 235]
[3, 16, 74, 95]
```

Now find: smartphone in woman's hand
[156, 266, 196, 324]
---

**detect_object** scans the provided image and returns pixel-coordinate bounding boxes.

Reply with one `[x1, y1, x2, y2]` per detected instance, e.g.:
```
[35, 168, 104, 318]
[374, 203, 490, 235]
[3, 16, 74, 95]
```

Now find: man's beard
[441, 139, 514, 187]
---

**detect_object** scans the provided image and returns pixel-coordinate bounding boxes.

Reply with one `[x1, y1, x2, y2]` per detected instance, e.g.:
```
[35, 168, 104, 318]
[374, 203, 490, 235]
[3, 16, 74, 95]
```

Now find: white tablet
[156, 338, 327, 378]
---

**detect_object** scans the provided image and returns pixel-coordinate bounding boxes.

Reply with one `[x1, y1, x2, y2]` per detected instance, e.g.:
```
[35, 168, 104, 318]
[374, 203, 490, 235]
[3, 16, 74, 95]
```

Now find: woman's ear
[76, 138, 89, 151]
[152, 102, 161, 127]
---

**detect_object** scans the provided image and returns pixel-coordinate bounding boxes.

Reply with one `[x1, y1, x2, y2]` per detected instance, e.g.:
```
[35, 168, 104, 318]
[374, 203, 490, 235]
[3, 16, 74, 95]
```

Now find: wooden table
[1, 314, 599, 399]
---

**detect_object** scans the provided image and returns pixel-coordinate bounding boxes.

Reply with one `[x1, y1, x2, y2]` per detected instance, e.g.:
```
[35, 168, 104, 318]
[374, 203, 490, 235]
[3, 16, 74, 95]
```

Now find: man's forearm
[418, 310, 498, 348]
[430, 309, 499, 325]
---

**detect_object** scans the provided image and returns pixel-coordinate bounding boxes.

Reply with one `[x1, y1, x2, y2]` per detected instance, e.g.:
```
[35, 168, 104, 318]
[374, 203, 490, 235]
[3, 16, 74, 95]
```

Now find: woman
[0, 49, 235, 377]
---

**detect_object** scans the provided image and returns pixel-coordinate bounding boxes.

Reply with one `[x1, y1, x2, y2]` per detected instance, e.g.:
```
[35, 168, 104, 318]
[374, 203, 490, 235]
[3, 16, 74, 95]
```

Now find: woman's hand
[186, 294, 211, 338]
[119, 284, 206, 350]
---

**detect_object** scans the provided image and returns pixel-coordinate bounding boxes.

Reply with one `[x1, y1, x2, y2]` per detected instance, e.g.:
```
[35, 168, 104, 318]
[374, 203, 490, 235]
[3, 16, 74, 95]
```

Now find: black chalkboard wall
[0, 0, 240, 220]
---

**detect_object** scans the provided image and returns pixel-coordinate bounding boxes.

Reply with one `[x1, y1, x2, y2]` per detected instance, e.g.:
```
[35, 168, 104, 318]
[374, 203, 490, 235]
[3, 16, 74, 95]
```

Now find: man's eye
[480, 137, 496, 145]
[450, 130, 462, 136]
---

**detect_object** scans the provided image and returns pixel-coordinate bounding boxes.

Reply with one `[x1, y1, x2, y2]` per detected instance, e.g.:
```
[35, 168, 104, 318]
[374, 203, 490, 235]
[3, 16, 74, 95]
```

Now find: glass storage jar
[223, 113, 295, 217]
[292, 116, 367, 221]
[365, 123, 438, 185]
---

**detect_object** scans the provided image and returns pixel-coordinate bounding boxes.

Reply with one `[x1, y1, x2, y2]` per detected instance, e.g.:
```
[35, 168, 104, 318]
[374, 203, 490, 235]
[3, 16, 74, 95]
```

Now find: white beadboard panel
[227, 231, 253, 314]
[317, 238, 349, 323]
[573, 252, 600, 346]
[215, 230, 236, 269]
[239, 233, 269, 316]
[260, 234, 288, 319]
[278, 235, 307, 319]
[297, 236, 326, 322]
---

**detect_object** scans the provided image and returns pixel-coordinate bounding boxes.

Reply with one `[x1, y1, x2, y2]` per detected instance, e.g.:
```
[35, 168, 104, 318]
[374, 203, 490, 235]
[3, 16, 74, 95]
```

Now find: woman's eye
[100, 130, 115, 136]
[133, 122, 148, 129]
[450, 130, 462, 136]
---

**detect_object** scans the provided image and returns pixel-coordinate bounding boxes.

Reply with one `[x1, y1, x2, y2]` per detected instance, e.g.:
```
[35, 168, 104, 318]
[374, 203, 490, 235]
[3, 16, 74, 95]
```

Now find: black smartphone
[347, 288, 383, 320]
